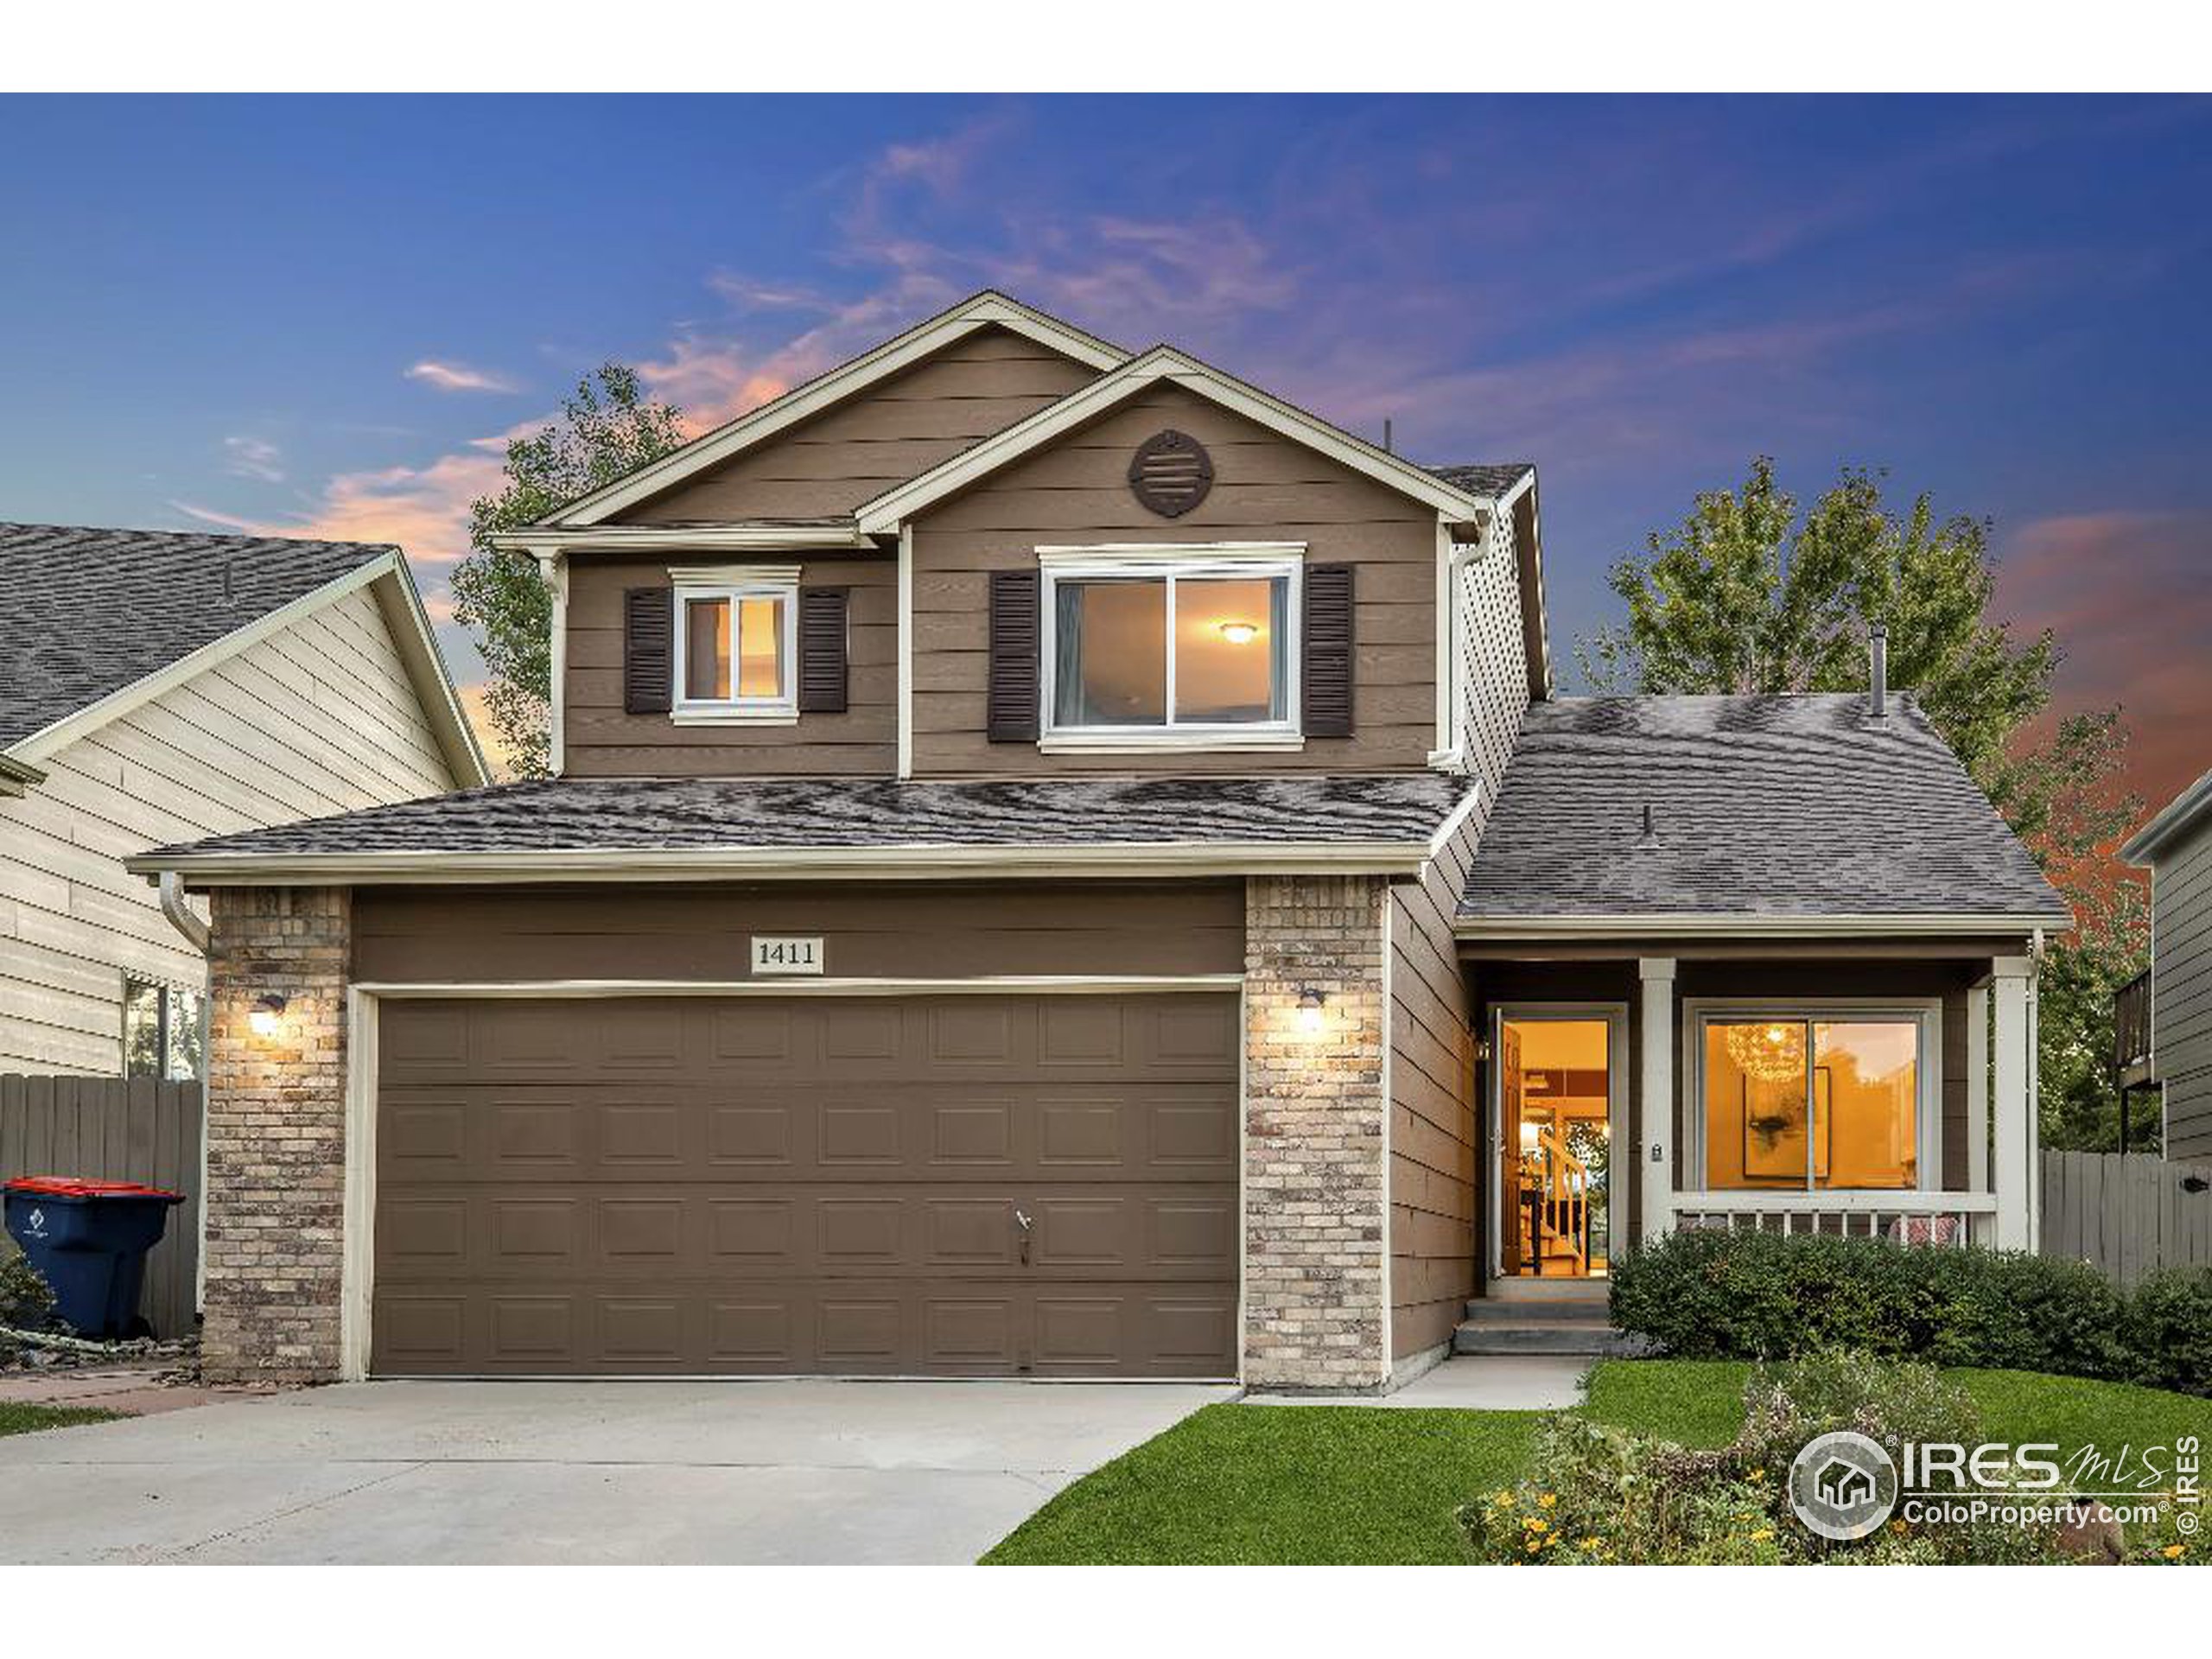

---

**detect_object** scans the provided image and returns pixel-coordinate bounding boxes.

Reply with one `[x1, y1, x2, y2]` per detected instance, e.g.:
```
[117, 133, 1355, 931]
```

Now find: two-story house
[2119, 766, 2212, 1164]
[131, 293, 2066, 1390]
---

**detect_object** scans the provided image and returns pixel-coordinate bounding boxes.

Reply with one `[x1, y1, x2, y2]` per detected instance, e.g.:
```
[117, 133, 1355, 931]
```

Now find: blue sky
[3, 94, 2207, 798]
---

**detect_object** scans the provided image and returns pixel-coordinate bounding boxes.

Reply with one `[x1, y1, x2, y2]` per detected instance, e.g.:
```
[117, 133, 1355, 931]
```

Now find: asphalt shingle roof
[1428, 463, 1535, 499]
[0, 523, 397, 749]
[1461, 695, 2069, 925]
[137, 772, 1470, 863]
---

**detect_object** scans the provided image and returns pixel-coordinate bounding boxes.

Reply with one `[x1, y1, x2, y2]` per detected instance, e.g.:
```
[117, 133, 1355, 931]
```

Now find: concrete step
[1452, 1320, 1651, 1358]
[1459, 1309, 1618, 1336]
[1483, 1277, 1610, 1304]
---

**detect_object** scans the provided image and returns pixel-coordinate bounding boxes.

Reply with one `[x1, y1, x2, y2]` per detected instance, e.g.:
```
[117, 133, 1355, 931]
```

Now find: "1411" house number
[750, 936, 824, 976]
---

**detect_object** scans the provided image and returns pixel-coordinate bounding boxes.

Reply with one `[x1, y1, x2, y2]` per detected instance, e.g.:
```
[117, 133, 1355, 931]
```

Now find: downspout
[2029, 925, 2044, 1245]
[159, 870, 211, 953]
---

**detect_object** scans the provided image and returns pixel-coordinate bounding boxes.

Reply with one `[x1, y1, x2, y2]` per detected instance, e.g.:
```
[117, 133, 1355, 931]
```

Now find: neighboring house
[2119, 766, 2212, 1163]
[2, 524, 486, 1076]
[129, 292, 2067, 1390]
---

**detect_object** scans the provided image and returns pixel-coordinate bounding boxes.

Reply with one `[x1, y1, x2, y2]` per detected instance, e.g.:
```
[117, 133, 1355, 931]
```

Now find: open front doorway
[1490, 1007, 1626, 1281]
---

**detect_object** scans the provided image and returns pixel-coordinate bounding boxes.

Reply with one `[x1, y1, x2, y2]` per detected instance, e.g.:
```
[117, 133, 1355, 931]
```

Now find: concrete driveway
[0, 1378, 1231, 1564]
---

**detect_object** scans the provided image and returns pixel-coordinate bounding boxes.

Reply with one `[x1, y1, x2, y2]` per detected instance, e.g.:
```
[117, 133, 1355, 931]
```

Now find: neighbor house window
[670, 568, 798, 721]
[123, 977, 204, 1082]
[1695, 1010, 1932, 1191]
[1040, 550, 1299, 743]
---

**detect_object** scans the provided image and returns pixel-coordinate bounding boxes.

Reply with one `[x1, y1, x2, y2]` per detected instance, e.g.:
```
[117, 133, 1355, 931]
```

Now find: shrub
[1610, 1230, 2202, 1393]
[1461, 1350, 2079, 1565]
[0, 1250, 54, 1331]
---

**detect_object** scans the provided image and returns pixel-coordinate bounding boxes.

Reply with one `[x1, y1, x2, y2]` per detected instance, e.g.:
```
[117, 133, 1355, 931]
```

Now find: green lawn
[0, 1402, 118, 1437]
[982, 1362, 2212, 1565]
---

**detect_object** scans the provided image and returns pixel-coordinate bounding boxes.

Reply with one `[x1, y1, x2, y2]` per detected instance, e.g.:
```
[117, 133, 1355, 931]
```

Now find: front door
[1491, 1008, 1625, 1280]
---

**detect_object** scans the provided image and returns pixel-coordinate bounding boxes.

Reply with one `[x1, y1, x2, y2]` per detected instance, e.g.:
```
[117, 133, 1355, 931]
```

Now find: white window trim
[1682, 998, 1944, 1197]
[1037, 543, 1303, 750]
[669, 564, 800, 725]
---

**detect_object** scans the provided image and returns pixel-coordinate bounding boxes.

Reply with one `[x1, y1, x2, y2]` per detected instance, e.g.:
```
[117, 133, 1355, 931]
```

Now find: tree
[451, 365, 687, 776]
[1580, 459, 2147, 1149]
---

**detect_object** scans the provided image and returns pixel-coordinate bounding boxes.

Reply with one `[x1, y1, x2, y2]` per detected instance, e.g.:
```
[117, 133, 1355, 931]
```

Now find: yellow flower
[2164, 1544, 2187, 1560]
[1891, 1520, 1910, 1535]
[1747, 1469, 1767, 1484]
[1529, 1518, 1550, 1534]
[1539, 1492, 1558, 1509]
[1525, 1539, 1541, 1554]
[1579, 1536, 1604, 1551]
[1751, 1529, 1774, 1543]
[1493, 1491, 1516, 1508]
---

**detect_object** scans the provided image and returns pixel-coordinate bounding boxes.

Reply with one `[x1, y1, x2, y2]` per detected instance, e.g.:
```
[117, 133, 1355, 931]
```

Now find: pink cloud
[1999, 509, 2212, 814]
[405, 359, 519, 394]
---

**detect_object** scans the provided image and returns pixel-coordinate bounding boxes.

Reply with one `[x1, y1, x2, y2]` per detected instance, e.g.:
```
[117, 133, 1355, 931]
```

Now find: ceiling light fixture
[1217, 620, 1259, 645]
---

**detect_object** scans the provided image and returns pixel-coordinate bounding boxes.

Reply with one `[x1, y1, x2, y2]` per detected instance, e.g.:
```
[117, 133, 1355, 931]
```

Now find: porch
[1459, 939, 2040, 1281]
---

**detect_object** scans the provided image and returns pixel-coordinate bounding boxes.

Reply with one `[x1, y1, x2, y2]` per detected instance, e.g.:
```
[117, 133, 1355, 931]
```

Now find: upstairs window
[1039, 549, 1300, 747]
[670, 568, 798, 722]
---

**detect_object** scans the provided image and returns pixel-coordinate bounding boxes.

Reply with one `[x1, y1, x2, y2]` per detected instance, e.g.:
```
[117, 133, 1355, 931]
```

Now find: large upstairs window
[1039, 548, 1300, 749]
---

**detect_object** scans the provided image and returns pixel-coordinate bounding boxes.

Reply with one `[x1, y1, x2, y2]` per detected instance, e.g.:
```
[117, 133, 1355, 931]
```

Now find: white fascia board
[1426, 784, 1484, 858]
[854, 346, 1497, 536]
[1454, 912, 2069, 939]
[372, 560, 492, 788]
[491, 524, 878, 555]
[547, 294, 1128, 530]
[132, 839, 1436, 887]
[2121, 765, 2212, 865]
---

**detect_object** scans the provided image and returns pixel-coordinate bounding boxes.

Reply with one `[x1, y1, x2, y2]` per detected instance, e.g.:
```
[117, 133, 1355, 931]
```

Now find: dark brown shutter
[623, 587, 674, 715]
[1302, 563, 1355, 737]
[797, 587, 849, 715]
[987, 569, 1042, 742]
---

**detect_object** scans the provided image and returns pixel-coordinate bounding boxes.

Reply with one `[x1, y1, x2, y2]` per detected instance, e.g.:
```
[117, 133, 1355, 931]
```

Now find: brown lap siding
[351, 881, 1246, 983]
[906, 384, 1442, 777]
[562, 553, 897, 778]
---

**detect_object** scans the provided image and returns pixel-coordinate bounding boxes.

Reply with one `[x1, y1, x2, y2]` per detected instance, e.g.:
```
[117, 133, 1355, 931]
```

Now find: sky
[1, 93, 2207, 810]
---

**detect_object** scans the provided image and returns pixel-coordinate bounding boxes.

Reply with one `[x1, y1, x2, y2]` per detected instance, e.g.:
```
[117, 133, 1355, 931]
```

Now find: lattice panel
[1448, 505, 1529, 797]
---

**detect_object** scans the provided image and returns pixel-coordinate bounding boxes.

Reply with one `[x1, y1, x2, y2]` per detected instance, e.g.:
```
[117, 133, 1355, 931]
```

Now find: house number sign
[750, 936, 824, 976]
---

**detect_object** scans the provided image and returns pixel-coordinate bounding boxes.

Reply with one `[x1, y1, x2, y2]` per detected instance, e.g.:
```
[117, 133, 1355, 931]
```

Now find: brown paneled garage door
[371, 992, 1238, 1376]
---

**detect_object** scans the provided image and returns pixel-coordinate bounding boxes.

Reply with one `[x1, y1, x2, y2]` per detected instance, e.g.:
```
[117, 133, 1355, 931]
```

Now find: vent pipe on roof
[1641, 803, 1656, 840]
[1382, 418, 1395, 454]
[1870, 625, 1889, 719]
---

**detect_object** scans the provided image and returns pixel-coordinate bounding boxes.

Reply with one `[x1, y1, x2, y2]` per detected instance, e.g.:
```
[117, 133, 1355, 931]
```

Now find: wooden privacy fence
[2039, 1148, 2212, 1287]
[0, 1075, 202, 1338]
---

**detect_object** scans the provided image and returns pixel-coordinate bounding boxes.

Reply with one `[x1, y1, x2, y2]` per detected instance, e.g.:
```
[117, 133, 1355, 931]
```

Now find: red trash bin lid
[3, 1175, 183, 1200]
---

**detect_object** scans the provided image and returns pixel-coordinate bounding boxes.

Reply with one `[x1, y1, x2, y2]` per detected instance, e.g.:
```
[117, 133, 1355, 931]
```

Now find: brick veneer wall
[201, 886, 351, 1383]
[1243, 874, 1390, 1390]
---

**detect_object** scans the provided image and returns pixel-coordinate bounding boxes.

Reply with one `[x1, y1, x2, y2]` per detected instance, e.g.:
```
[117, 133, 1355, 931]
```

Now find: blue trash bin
[3, 1177, 185, 1339]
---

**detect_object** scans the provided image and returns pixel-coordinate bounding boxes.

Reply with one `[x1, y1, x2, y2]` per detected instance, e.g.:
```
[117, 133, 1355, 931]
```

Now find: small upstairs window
[1039, 548, 1300, 749]
[670, 567, 798, 723]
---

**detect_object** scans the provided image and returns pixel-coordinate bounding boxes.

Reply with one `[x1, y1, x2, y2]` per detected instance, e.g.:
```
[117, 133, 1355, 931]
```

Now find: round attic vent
[1128, 429, 1214, 518]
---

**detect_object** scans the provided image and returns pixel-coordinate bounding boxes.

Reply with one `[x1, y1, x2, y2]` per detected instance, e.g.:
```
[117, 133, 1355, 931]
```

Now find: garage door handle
[1014, 1209, 1033, 1266]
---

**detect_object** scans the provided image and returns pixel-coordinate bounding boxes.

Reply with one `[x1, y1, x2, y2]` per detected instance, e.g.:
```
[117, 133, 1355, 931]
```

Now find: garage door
[371, 993, 1238, 1376]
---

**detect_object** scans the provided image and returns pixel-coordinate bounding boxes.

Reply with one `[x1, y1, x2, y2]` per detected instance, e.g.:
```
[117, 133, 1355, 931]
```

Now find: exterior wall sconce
[248, 993, 288, 1039]
[1296, 987, 1326, 1036]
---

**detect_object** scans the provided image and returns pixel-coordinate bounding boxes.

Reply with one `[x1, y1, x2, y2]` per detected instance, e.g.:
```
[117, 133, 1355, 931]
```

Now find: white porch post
[1639, 957, 1676, 1244]
[1966, 983, 1989, 1242]
[1992, 957, 2034, 1250]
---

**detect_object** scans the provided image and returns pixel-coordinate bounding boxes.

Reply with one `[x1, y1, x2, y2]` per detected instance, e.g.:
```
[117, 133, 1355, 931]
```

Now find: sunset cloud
[1999, 509, 2212, 815]
[406, 359, 519, 394]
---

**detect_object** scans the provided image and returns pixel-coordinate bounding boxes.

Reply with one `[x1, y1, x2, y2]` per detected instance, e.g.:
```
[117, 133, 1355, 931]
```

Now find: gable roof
[1430, 462, 1535, 504]
[543, 291, 1128, 531]
[0, 522, 487, 785]
[2121, 766, 2212, 866]
[1459, 694, 2070, 935]
[126, 772, 1475, 885]
[852, 344, 1508, 534]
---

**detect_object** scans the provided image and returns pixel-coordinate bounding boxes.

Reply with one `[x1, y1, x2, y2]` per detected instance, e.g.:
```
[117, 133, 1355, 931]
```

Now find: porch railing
[2113, 968, 2153, 1083]
[1673, 1190, 1999, 1248]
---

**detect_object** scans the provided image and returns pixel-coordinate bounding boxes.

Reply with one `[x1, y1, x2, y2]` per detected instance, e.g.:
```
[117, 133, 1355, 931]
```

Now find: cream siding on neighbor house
[0, 583, 459, 1073]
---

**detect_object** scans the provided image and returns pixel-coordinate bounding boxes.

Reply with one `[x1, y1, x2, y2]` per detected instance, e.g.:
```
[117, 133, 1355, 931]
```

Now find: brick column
[202, 887, 352, 1383]
[1243, 874, 1389, 1391]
